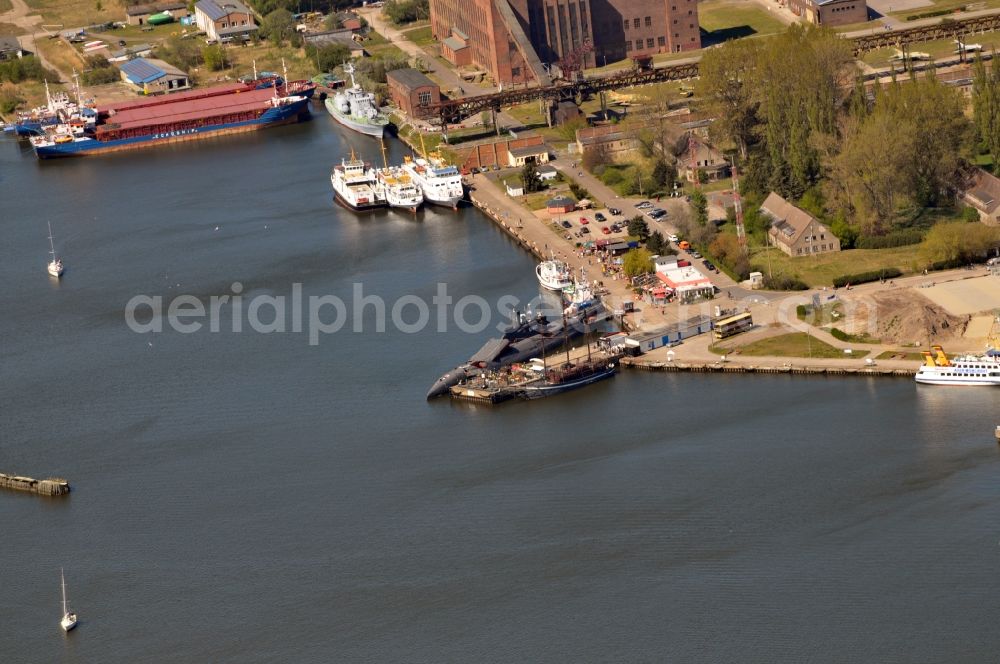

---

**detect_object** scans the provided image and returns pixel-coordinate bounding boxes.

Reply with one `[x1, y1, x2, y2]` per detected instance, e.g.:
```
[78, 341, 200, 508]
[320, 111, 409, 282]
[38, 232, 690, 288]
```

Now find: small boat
[60, 568, 78, 632]
[536, 256, 573, 292]
[330, 149, 385, 211]
[47, 221, 64, 278]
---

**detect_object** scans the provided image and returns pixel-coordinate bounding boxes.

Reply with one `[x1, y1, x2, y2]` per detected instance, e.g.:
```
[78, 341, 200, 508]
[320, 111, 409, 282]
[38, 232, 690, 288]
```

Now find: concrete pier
[0, 473, 71, 497]
[621, 357, 916, 378]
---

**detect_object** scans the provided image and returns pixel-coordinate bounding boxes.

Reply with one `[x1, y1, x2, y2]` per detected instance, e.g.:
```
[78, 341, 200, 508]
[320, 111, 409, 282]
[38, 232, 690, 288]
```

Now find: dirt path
[0, 0, 70, 82]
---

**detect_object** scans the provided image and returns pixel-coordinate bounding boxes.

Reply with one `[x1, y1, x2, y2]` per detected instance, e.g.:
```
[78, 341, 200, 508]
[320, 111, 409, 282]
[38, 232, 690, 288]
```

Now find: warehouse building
[386, 68, 441, 119]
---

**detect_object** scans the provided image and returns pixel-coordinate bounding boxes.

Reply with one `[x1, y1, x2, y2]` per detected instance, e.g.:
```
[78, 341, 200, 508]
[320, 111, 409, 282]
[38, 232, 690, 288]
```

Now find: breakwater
[621, 357, 916, 377]
[0, 473, 71, 497]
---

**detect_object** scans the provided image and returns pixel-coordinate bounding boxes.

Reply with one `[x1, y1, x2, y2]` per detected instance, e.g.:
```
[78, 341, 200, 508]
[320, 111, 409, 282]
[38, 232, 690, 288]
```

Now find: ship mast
[282, 58, 289, 97]
[379, 140, 389, 173]
[73, 70, 82, 110]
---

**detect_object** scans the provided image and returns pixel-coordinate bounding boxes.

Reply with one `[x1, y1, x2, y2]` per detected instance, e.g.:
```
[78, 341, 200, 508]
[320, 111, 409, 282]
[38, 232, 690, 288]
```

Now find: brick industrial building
[430, 0, 700, 86]
[386, 68, 441, 118]
[788, 0, 868, 28]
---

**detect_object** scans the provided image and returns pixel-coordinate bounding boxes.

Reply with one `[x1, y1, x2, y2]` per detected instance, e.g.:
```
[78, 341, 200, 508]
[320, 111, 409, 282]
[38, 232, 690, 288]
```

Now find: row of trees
[698, 25, 984, 242]
[972, 56, 1000, 167]
[383, 0, 429, 25]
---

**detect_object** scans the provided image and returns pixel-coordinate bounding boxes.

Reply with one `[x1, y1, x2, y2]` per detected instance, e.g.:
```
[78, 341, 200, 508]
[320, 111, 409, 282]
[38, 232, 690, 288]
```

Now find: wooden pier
[620, 357, 916, 378]
[0, 473, 71, 497]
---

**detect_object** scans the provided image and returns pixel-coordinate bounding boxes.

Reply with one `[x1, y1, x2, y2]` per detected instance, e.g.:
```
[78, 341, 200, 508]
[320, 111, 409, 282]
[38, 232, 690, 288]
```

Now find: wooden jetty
[620, 357, 916, 378]
[0, 473, 71, 497]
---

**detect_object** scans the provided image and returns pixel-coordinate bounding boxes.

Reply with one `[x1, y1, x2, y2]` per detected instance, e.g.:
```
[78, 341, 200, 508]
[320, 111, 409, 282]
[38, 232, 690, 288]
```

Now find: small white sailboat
[60, 568, 78, 632]
[47, 221, 63, 278]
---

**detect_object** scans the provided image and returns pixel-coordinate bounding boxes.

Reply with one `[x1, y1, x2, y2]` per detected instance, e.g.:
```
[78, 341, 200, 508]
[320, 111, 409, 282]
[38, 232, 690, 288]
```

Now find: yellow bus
[713, 312, 753, 340]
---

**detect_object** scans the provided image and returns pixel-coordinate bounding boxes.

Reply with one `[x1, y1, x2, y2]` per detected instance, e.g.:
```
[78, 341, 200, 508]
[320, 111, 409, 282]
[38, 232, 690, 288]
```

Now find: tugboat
[324, 63, 389, 138]
[330, 149, 385, 211]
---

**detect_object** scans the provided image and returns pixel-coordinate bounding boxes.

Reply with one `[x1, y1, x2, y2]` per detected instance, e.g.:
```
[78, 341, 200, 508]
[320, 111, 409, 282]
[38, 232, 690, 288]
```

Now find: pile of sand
[846, 289, 970, 345]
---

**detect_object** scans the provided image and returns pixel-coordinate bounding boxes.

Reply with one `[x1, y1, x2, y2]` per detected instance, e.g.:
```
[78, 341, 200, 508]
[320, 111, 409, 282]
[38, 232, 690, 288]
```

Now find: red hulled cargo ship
[30, 82, 313, 158]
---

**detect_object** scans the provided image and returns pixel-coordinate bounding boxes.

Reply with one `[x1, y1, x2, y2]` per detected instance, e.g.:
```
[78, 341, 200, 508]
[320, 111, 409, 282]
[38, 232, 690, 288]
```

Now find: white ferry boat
[330, 151, 385, 211]
[375, 167, 423, 212]
[536, 258, 573, 292]
[915, 345, 1000, 386]
[324, 63, 389, 138]
[401, 155, 464, 209]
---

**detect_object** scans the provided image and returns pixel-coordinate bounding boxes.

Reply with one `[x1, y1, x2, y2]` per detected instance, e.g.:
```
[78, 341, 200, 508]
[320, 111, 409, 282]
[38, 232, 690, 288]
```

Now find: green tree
[627, 215, 649, 240]
[646, 231, 664, 254]
[259, 8, 295, 44]
[697, 38, 762, 160]
[305, 42, 351, 72]
[202, 44, 227, 71]
[918, 222, 1000, 267]
[623, 248, 654, 277]
[972, 54, 1000, 166]
[709, 232, 750, 279]
[651, 157, 674, 191]
[520, 162, 542, 193]
[690, 189, 708, 226]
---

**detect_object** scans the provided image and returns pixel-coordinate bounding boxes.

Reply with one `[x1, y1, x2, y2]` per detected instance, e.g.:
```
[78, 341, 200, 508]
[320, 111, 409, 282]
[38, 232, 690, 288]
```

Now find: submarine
[426, 303, 609, 399]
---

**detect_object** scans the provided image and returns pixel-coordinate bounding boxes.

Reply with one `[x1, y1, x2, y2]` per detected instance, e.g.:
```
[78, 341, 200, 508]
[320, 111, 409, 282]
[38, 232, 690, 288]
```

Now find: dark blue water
[2, 109, 999, 662]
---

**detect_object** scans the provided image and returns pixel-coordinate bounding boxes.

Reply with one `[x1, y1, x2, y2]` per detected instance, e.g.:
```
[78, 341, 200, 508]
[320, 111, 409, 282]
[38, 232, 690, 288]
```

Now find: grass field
[698, 0, 787, 46]
[25, 0, 119, 28]
[750, 245, 922, 287]
[364, 28, 409, 61]
[890, 0, 1000, 18]
[33, 37, 86, 80]
[715, 332, 869, 359]
[876, 350, 925, 361]
[402, 25, 434, 48]
[0, 1, 13, 13]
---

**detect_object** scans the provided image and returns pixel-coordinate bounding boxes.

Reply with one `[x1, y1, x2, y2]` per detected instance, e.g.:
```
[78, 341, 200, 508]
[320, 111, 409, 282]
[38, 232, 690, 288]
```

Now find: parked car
[636, 201, 652, 209]
[651, 207, 666, 216]
[702, 260, 717, 272]
[595, 212, 606, 222]
[580, 227, 591, 234]
[609, 207, 622, 215]
[579, 217, 589, 224]
[648, 210, 666, 220]
[601, 226, 611, 234]
[561, 220, 572, 229]
[667, 233, 679, 243]
[690, 250, 702, 259]
[118, 39, 127, 46]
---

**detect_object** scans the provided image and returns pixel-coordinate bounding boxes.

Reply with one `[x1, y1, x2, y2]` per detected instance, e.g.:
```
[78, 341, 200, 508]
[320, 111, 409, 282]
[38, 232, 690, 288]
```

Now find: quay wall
[0, 473, 71, 497]
[621, 357, 916, 378]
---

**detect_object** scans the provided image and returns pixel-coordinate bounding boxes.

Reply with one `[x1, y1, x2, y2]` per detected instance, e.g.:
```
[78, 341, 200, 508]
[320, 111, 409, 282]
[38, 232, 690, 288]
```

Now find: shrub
[855, 229, 923, 249]
[832, 268, 902, 288]
[763, 274, 809, 291]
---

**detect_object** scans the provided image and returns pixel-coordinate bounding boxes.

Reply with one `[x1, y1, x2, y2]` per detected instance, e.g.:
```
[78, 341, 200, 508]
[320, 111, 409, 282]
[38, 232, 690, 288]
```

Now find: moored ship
[324, 63, 389, 138]
[330, 151, 385, 211]
[375, 167, 423, 212]
[401, 155, 464, 209]
[536, 257, 573, 292]
[29, 84, 309, 158]
[915, 345, 1000, 386]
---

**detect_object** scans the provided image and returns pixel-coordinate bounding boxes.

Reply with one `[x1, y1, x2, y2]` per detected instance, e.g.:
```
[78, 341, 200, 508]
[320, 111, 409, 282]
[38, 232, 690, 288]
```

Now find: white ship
[330, 150, 385, 211]
[401, 137, 464, 209]
[536, 257, 573, 292]
[914, 345, 1000, 386]
[562, 269, 598, 315]
[375, 167, 423, 212]
[324, 63, 389, 138]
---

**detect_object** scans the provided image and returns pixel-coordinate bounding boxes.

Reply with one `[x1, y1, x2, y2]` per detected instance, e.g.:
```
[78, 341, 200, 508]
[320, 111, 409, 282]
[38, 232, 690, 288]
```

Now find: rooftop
[547, 195, 576, 206]
[509, 144, 548, 157]
[442, 36, 466, 52]
[118, 57, 187, 84]
[964, 168, 1000, 214]
[386, 67, 437, 90]
[0, 35, 21, 52]
[760, 192, 822, 244]
[196, 0, 253, 22]
[101, 87, 280, 131]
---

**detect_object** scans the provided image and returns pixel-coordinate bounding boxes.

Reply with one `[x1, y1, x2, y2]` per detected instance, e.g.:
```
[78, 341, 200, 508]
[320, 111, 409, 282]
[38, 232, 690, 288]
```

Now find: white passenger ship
[915, 345, 1000, 386]
[331, 150, 384, 210]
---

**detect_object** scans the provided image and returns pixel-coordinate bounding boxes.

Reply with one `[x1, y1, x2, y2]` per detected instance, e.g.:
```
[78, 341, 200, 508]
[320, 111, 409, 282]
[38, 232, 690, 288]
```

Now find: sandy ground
[921, 274, 1000, 316]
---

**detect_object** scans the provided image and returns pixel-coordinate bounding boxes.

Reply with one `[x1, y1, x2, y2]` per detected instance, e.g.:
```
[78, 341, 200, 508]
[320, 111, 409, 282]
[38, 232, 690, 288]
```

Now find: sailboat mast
[282, 58, 289, 97]
[61, 567, 67, 615]
[48, 221, 56, 259]
[562, 310, 571, 367]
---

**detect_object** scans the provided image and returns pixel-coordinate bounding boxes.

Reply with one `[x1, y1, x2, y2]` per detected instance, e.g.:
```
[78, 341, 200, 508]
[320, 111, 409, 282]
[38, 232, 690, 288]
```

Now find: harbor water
[1, 108, 999, 661]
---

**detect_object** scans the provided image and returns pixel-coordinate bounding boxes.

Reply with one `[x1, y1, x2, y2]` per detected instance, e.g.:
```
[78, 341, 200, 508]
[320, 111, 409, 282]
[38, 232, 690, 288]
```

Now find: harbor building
[118, 58, 190, 94]
[386, 68, 441, 119]
[195, 0, 259, 43]
[761, 192, 842, 257]
[788, 0, 869, 28]
[429, 0, 700, 86]
[125, 2, 189, 26]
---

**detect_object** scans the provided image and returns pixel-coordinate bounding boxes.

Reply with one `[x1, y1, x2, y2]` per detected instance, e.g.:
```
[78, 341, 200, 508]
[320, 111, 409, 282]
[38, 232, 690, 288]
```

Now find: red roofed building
[656, 258, 715, 303]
